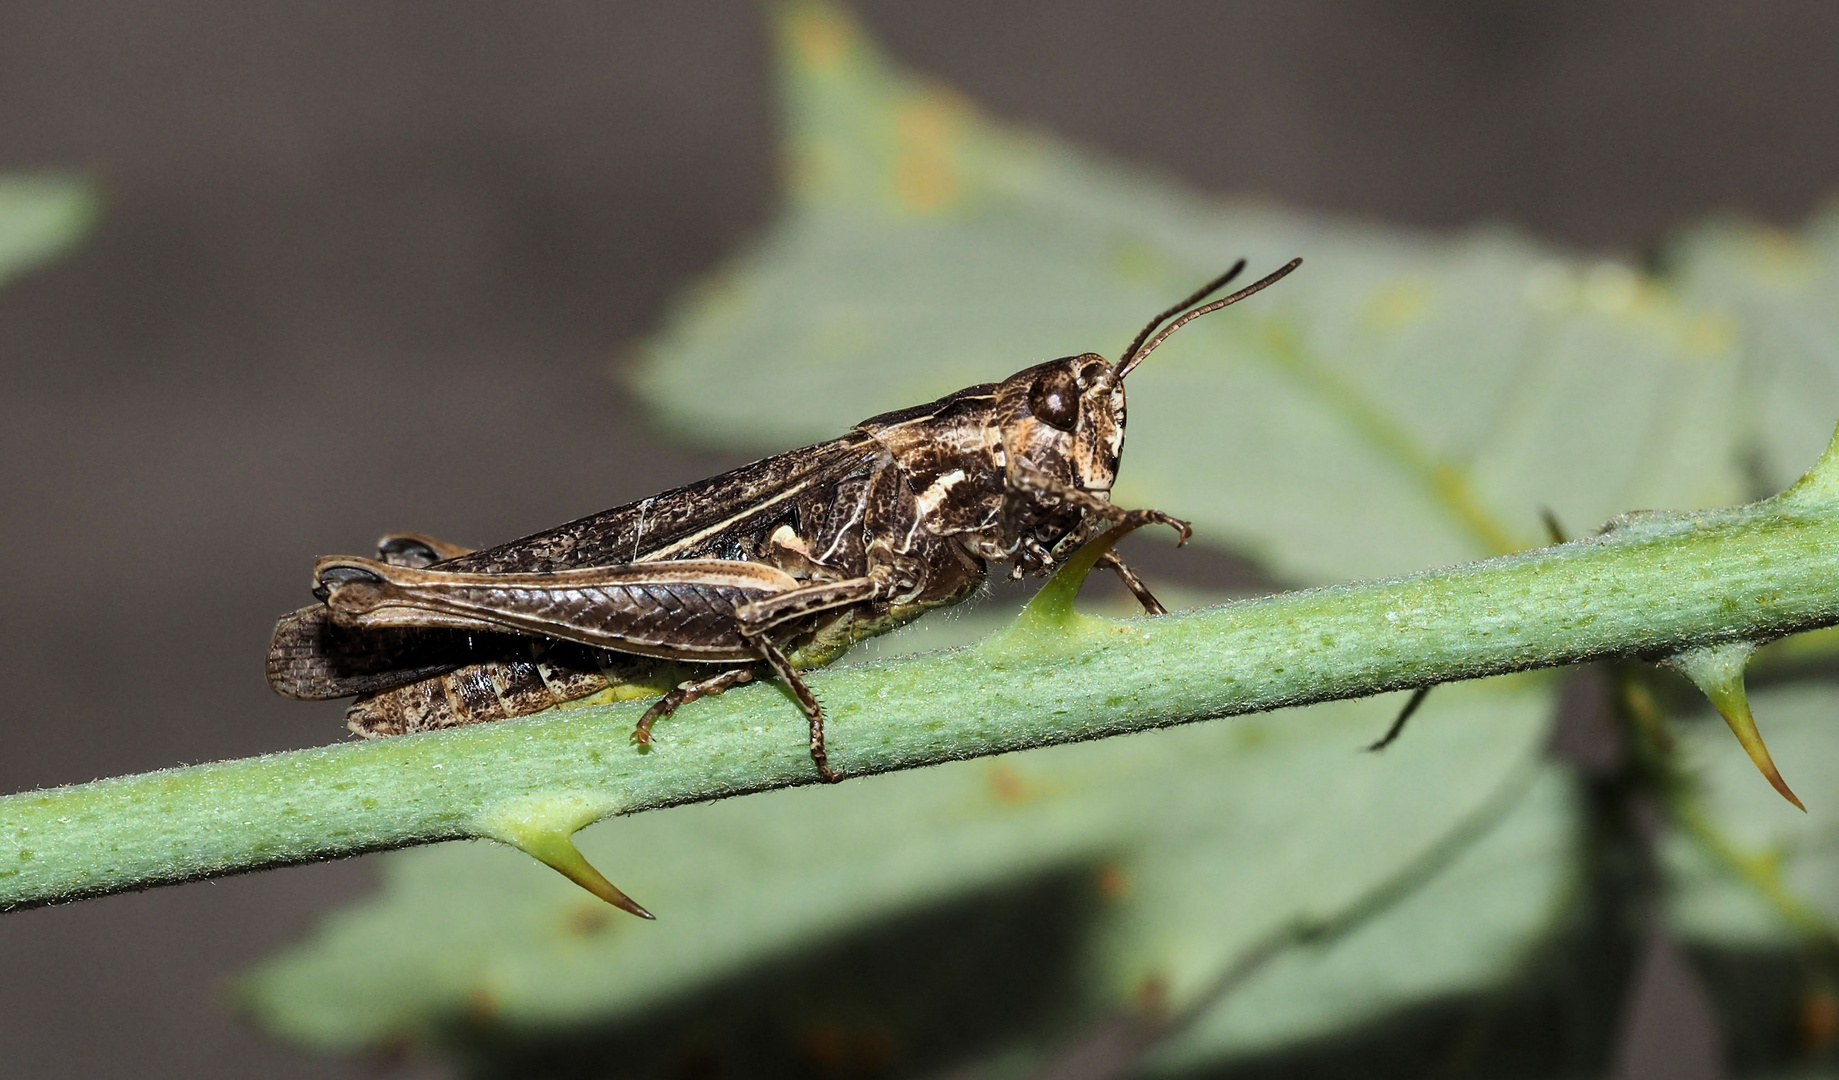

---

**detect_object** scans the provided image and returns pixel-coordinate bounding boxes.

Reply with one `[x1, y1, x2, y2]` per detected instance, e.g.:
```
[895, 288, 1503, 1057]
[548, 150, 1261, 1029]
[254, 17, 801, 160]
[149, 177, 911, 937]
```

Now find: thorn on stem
[1367, 686, 1433, 752]
[1012, 521, 1150, 629]
[1539, 508, 1568, 546]
[516, 830, 655, 919]
[1667, 642, 1804, 812]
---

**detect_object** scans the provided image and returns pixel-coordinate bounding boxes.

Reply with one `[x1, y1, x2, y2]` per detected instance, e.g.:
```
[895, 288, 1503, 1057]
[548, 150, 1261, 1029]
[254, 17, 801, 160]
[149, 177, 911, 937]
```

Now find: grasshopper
[268, 258, 1301, 785]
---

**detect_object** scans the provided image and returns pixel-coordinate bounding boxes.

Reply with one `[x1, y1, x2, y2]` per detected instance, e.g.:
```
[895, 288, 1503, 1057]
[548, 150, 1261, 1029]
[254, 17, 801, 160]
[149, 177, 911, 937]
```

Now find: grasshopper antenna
[1114, 257, 1303, 381]
[1116, 259, 1246, 372]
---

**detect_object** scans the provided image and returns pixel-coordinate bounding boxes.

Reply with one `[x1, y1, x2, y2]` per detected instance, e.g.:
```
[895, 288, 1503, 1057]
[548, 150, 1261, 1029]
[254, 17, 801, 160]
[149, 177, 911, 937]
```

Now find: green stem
[7, 444, 1839, 912]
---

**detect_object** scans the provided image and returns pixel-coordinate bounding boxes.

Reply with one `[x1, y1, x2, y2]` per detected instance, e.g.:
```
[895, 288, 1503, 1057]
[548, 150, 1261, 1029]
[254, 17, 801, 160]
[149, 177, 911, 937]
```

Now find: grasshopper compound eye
[1027, 364, 1080, 432]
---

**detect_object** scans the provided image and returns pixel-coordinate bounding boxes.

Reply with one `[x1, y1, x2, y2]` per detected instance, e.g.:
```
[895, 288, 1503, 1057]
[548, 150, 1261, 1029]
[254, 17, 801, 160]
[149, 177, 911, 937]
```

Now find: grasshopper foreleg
[1010, 461, 1193, 546]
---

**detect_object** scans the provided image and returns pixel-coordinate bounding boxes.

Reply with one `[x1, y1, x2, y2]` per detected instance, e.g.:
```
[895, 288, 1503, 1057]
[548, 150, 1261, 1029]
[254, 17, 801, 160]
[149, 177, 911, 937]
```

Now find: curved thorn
[1668, 642, 1804, 812]
[1018, 522, 1148, 627]
[1366, 685, 1433, 752]
[517, 830, 655, 919]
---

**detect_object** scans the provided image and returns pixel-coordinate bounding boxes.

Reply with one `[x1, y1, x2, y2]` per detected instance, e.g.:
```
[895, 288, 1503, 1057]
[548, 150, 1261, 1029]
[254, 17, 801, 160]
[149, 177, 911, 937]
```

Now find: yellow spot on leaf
[1362, 278, 1434, 331]
[987, 762, 1034, 805]
[892, 96, 961, 213]
[1583, 262, 1647, 315]
[1749, 228, 1816, 287]
[786, 2, 852, 72]
[1680, 312, 1736, 356]
[894, 152, 955, 211]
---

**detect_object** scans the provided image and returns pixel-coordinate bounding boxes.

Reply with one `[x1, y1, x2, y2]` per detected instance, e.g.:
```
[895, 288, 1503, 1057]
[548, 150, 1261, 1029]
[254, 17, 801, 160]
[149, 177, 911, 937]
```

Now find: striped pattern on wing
[316, 557, 803, 662]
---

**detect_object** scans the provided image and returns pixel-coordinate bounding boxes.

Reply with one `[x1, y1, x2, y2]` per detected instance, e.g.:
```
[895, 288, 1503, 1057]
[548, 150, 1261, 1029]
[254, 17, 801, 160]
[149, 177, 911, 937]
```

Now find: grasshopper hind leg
[755, 639, 841, 783]
[631, 667, 757, 747]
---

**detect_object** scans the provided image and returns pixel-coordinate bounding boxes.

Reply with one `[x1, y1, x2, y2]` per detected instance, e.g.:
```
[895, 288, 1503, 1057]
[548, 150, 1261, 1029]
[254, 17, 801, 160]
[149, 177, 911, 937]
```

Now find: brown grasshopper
[268, 258, 1301, 785]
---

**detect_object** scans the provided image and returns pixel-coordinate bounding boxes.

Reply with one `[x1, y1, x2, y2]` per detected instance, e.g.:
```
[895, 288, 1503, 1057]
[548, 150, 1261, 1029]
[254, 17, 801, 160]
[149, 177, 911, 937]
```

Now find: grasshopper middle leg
[1096, 550, 1168, 616]
[631, 666, 757, 747]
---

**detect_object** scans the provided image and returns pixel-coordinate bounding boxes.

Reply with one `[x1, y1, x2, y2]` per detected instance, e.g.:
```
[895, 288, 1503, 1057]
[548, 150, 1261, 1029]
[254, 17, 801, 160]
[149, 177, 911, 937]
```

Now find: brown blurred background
[1, 2, 1836, 1077]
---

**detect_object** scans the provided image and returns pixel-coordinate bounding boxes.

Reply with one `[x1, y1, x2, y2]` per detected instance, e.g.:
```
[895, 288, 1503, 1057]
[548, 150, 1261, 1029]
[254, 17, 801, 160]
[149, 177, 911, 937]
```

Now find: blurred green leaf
[1149, 765, 1580, 1072]
[0, 175, 99, 289]
[636, 2, 1745, 586]
[1666, 207, 1839, 497]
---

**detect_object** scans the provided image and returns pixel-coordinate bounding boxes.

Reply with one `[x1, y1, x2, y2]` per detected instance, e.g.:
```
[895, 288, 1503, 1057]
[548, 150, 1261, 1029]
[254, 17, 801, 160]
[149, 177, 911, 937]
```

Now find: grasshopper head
[996, 353, 1127, 499]
[995, 258, 1304, 508]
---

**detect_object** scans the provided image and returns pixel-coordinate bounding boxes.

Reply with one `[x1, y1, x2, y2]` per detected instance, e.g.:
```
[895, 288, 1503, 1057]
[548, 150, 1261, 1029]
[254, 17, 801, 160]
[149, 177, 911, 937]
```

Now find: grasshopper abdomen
[344, 645, 670, 737]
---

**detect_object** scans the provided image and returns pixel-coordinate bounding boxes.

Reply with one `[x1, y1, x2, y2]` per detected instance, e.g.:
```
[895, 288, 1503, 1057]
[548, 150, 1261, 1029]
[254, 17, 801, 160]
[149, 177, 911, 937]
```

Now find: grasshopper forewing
[270, 258, 1302, 789]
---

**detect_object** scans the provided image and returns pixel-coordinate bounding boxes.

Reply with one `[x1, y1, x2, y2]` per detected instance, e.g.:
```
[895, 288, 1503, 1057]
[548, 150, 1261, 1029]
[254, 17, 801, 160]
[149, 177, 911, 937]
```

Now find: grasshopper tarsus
[276, 259, 1303, 803]
[1129, 509, 1191, 547]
